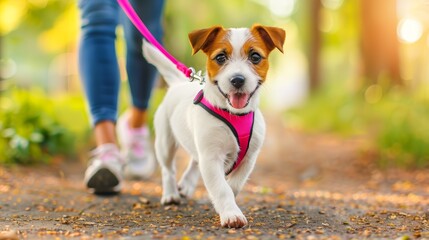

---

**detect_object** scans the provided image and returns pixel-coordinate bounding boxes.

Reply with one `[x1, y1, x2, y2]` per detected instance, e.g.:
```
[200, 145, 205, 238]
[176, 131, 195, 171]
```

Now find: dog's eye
[214, 53, 227, 65]
[249, 52, 262, 64]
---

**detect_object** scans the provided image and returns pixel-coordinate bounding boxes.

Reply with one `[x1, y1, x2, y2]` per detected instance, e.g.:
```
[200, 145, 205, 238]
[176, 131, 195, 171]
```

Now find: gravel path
[1, 114, 428, 239]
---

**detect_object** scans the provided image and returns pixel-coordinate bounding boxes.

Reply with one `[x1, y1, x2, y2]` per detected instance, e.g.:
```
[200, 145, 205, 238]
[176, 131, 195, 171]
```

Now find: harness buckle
[188, 67, 205, 85]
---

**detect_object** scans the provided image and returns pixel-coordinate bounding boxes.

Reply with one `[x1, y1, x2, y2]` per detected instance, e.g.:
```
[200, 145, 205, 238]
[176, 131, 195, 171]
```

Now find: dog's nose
[230, 75, 245, 89]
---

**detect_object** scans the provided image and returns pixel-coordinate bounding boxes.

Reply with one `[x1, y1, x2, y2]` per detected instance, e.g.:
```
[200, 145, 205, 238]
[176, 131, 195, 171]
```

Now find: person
[78, 0, 164, 194]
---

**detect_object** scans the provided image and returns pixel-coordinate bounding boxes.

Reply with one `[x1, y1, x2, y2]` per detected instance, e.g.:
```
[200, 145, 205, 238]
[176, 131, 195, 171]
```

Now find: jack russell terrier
[142, 24, 285, 228]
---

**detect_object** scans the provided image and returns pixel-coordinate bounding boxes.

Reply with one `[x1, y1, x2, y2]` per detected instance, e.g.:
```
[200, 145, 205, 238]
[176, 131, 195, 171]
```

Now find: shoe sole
[86, 168, 120, 194]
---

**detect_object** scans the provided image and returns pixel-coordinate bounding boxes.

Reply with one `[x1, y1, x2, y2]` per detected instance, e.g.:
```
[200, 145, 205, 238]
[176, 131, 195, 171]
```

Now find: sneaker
[117, 111, 157, 180]
[84, 144, 124, 194]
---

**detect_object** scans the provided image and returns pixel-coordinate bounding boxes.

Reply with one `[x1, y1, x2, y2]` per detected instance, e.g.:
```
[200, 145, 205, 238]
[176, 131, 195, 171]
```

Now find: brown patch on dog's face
[204, 32, 232, 82]
[247, 24, 286, 82]
[189, 26, 231, 82]
[242, 37, 270, 82]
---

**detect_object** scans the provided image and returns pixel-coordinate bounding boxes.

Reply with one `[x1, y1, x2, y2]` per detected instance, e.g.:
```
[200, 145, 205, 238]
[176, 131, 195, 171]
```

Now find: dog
[142, 24, 285, 228]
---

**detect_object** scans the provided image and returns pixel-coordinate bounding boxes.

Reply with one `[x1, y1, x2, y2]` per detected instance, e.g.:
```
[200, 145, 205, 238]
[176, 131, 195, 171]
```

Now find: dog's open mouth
[215, 82, 261, 110]
[228, 92, 250, 109]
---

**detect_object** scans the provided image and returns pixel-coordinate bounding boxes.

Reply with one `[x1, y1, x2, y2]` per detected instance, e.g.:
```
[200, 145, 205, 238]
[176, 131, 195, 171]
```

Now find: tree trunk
[360, 0, 402, 86]
[309, 0, 321, 91]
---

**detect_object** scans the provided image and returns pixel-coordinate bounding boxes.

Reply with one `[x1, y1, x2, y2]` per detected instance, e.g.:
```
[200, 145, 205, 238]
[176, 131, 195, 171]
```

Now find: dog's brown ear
[251, 24, 285, 53]
[188, 26, 224, 55]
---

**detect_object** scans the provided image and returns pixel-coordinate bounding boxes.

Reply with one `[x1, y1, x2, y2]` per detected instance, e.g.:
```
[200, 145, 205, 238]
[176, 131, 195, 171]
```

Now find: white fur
[142, 29, 266, 228]
[142, 39, 189, 85]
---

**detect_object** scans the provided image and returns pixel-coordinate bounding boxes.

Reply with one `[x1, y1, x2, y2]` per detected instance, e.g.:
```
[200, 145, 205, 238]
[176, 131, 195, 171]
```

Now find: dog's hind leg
[178, 158, 199, 198]
[154, 108, 180, 205]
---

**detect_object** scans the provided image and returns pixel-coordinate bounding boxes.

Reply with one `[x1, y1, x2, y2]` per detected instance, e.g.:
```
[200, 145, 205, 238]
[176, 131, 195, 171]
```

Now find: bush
[373, 90, 429, 168]
[286, 83, 429, 168]
[0, 85, 167, 165]
[0, 88, 89, 164]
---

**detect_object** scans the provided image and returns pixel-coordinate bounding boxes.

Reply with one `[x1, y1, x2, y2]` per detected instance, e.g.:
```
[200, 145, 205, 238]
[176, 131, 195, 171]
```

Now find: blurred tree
[2, 0, 76, 88]
[309, 0, 321, 91]
[360, 0, 402, 86]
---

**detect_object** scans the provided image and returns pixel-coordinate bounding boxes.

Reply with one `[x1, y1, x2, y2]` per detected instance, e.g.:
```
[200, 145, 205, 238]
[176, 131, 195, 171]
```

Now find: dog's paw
[161, 193, 181, 205]
[178, 180, 196, 198]
[220, 211, 248, 228]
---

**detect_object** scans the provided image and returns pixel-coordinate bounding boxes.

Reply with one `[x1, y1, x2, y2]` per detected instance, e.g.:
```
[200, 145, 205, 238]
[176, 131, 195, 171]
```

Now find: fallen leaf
[285, 222, 296, 229]
[139, 197, 150, 204]
[0, 230, 18, 240]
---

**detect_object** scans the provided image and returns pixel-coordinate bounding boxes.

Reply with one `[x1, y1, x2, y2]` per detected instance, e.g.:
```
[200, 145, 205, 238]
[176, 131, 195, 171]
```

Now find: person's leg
[94, 121, 117, 145]
[122, 0, 165, 126]
[79, 0, 120, 143]
[116, 0, 165, 179]
[78, 0, 123, 193]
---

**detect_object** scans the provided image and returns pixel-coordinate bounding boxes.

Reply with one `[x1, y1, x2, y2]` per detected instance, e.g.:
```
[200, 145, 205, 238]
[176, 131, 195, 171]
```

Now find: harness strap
[193, 90, 255, 175]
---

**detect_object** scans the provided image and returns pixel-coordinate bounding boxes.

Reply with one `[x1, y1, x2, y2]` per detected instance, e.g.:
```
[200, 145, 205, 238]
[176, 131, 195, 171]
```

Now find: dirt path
[1, 113, 429, 239]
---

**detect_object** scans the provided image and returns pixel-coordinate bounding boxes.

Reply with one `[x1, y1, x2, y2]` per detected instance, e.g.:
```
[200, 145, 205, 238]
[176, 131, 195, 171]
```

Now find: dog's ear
[251, 24, 285, 53]
[188, 26, 224, 55]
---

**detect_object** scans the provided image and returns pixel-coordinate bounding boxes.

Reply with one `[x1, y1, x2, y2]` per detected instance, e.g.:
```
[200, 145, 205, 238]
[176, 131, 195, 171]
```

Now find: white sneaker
[117, 111, 157, 180]
[84, 144, 124, 194]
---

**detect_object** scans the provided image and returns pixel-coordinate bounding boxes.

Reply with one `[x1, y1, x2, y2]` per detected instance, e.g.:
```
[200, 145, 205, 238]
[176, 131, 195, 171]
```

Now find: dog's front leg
[227, 155, 257, 196]
[199, 153, 247, 228]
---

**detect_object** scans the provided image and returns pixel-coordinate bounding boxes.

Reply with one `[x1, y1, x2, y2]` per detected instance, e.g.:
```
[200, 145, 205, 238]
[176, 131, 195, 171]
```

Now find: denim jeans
[78, 0, 164, 125]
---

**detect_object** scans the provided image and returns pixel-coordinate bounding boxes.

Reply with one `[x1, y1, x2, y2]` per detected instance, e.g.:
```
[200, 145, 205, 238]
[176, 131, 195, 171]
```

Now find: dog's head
[189, 24, 285, 113]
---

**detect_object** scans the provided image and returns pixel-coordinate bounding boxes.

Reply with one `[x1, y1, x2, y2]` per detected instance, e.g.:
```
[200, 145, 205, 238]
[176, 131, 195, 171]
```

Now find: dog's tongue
[229, 93, 249, 109]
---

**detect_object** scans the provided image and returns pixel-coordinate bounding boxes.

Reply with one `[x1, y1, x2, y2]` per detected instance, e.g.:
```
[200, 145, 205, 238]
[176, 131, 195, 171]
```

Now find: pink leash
[118, 0, 195, 79]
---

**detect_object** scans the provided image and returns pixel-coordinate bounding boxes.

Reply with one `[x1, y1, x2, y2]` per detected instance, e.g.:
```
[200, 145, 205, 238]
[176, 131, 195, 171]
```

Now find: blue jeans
[78, 0, 164, 126]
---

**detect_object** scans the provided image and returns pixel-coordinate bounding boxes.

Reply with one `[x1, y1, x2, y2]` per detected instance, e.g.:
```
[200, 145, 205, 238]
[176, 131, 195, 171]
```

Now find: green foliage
[0, 84, 164, 165]
[287, 83, 429, 168]
[0, 88, 89, 164]
[373, 91, 429, 168]
[286, 82, 363, 135]
[3, 1, 76, 87]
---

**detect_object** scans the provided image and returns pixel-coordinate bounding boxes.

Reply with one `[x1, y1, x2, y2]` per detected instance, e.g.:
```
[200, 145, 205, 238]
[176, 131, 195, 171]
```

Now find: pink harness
[194, 90, 255, 175]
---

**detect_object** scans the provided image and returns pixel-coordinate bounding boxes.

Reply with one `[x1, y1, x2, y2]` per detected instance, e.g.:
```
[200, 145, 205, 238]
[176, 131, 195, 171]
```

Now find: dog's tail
[142, 40, 188, 86]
